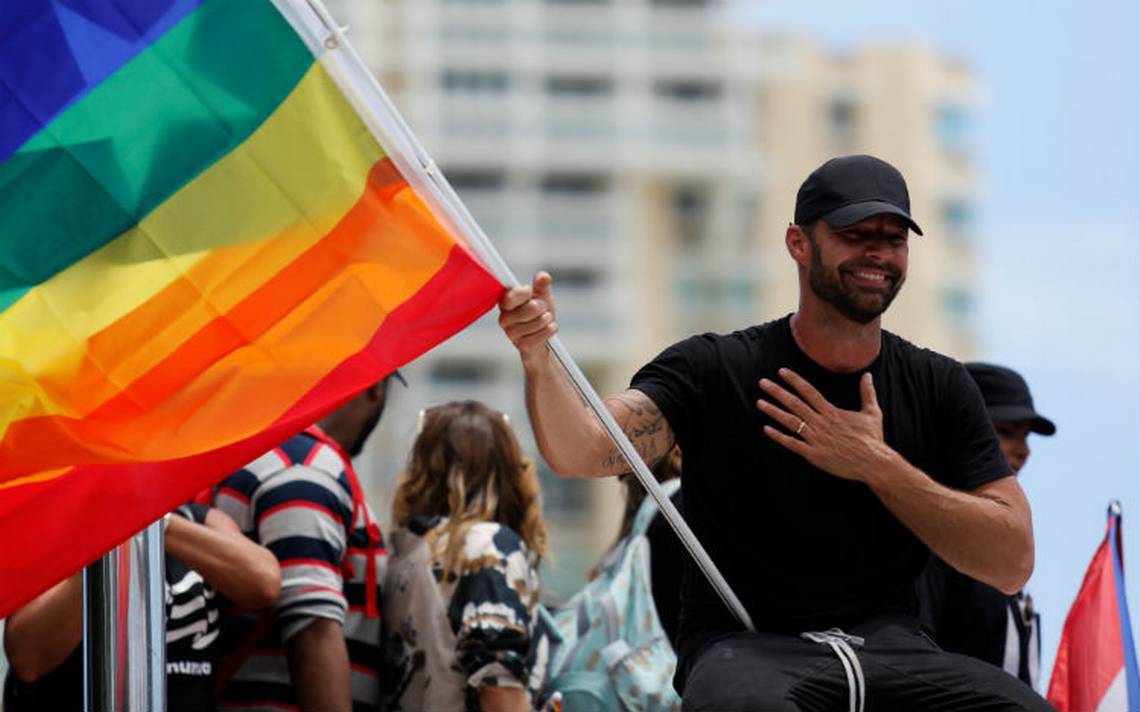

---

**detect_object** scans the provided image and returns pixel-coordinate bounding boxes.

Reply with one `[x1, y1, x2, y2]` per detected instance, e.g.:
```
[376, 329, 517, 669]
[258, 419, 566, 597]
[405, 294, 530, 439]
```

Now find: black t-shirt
[630, 316, 1010, 667]
[4, 504, 222, 712]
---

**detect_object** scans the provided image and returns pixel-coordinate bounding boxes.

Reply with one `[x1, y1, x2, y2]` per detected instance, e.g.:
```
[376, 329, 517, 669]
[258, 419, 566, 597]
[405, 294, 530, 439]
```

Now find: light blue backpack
[538, 479, 682, 712]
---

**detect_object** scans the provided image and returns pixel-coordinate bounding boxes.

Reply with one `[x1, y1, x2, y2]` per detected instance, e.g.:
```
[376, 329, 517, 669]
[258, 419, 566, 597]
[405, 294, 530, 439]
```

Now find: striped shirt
[213, 427, 386, 712]
[165, 504, 223, 708]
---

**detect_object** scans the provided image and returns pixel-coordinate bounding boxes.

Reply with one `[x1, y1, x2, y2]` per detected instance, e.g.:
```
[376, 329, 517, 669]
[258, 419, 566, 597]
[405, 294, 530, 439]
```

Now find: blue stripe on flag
[0, 0, 203, 163]
[1109, 512, 1140, 707]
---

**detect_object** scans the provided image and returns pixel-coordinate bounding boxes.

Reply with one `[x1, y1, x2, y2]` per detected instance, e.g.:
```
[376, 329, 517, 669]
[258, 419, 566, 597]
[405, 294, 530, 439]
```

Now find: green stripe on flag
[0, 0, 314, 312]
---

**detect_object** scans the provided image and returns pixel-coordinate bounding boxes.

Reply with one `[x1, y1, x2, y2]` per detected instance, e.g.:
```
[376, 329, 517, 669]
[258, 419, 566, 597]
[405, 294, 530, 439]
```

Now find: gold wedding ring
[795, 420, 807, 435]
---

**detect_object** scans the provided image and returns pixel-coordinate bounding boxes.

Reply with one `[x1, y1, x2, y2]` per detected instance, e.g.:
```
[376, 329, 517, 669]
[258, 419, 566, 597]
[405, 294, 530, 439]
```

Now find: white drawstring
[801, 629, 866, 712]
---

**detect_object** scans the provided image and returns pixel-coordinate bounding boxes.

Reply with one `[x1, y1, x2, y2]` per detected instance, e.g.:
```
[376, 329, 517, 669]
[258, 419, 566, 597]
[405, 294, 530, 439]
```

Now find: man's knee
[680, 637, 799, 712]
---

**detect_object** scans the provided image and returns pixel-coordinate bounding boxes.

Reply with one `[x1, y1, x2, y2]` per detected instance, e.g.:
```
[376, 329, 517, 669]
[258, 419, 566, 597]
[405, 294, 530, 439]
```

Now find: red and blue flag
[1047, 502, 1139, 711]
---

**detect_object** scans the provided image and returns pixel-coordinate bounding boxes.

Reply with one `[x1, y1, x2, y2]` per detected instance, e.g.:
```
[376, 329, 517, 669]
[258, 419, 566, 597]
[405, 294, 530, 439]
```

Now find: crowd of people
[3, 155, 1060, 711]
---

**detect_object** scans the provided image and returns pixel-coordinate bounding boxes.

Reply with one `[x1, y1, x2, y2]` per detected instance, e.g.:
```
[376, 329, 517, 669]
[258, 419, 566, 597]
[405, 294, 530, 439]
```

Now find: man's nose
[863, 239, 892, 260]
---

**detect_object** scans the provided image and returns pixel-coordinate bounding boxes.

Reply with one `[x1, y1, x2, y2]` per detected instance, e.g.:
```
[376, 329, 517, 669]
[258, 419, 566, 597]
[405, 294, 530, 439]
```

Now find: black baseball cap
[795, 155, 923, 235]
[965, 362, 1056, 435]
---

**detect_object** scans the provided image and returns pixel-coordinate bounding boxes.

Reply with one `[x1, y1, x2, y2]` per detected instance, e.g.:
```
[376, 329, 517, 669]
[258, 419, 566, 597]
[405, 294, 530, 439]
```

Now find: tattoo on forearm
[599, 392, 672, 474]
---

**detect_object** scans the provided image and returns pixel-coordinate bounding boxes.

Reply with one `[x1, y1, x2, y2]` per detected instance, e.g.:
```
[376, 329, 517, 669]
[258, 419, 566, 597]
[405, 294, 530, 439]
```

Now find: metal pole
[140, 521, 167, 712]
[291, 0, 755, 632]
[83, 521, 166, 712]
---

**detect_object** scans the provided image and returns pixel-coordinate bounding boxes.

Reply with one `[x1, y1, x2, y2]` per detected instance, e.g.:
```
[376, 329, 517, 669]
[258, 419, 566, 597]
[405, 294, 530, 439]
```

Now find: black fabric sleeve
[937, 362, 1012, 491]
[177, 502, 210, 525]
[629, 335, 712, 448]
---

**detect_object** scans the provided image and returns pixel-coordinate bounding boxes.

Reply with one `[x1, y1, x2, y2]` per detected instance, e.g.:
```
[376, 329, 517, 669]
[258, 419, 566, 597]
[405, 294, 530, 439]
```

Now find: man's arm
[499, 271, 675, 478]
[286, 618, 352, 712]
[3, 573, 83, 682]
[252, 465, 354, 710]
[757, 368, 1033, 594]
[164, 508, 281, 610]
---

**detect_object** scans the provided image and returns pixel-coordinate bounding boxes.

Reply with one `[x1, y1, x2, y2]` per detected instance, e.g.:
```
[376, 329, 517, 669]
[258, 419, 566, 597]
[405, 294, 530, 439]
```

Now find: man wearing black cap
[498, 155, 1052, 710]
[919, 363, 1056, 690]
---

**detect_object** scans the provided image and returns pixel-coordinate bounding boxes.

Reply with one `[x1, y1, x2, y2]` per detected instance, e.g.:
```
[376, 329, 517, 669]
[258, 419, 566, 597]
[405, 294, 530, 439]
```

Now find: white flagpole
[283, 0, 755, 633]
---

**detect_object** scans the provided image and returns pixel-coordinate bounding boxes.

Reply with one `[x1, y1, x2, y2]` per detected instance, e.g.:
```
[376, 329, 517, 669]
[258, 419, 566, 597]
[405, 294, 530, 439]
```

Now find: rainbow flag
[0, 0, 504, 616]
[1047, 503, 1140, 711]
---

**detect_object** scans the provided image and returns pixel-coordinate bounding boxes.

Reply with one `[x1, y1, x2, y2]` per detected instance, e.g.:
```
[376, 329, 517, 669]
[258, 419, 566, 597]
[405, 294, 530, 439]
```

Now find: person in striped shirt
[213, 373, 400, 712]
[3, 503, 280, 712]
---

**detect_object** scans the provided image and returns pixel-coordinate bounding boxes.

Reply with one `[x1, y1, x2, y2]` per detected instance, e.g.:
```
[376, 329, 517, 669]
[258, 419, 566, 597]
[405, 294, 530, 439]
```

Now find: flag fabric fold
[1047, 502, 1140, 712]
[0, 0, 504, 617]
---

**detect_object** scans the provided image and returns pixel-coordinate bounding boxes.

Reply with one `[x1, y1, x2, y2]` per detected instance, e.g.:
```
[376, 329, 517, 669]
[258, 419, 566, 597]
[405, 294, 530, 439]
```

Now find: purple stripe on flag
[0, 0, 204, 163]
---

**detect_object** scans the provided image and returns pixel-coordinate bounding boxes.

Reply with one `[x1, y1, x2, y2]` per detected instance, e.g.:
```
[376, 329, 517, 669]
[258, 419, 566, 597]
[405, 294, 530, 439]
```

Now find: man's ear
[786, 223, 811, 266]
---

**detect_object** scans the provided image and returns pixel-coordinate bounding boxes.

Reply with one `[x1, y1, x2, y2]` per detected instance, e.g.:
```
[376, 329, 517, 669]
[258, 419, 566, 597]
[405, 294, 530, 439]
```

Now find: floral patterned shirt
[382, 516, 550, 711]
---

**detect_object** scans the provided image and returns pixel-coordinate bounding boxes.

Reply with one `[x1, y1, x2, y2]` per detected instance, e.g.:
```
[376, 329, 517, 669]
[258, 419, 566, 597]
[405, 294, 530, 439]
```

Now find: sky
[737, 0, 1140, 687]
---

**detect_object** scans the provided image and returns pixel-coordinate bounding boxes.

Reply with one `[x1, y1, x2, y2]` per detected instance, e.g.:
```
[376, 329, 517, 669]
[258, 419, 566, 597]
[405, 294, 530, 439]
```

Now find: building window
[444, 169, 506, 192]
[936, 104, 972, 155]
[546, 266, 603, 289]
[942, 198, 973, 241]
[942, 286, 975, 326]
[655, 79, 722, 103]
[671, 184, 711, 248]
[545, 75, 613, 97]
[541, 173, 609, 195]
[429, 359, 499, 384]
[829, 96, 858, 149]
[441, 68, 510, 93]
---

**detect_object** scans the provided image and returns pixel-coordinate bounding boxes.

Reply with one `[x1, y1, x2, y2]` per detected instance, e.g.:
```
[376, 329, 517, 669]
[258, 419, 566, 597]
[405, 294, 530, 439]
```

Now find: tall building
[328, 0, 979, 598]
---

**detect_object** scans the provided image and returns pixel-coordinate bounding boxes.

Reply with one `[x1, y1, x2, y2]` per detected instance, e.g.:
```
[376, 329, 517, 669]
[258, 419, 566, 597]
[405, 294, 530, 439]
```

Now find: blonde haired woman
[382, 401, 550, 712]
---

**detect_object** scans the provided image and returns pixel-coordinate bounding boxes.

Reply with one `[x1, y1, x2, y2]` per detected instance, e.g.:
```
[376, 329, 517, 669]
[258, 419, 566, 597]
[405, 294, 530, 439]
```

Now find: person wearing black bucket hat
[966, 362, 1056, 474]
[497, 154, 1054, 711]
[920, 363, 1055, 691]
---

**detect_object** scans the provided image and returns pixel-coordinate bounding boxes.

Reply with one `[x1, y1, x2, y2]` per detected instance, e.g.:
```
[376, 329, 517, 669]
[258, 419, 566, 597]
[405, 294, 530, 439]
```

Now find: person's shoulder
[881, 331, 976, 407]
[882, 329, 963, 373]
[255, 432, 348, 485]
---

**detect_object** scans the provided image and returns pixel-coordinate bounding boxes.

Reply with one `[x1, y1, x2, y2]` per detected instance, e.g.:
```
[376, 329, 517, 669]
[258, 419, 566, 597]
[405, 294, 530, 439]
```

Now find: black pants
[682, 614, 1055, 711]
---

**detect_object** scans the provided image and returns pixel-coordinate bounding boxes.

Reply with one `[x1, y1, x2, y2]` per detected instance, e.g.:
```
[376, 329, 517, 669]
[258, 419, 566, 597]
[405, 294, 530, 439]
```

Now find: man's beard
[808, 242, 904, 324]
